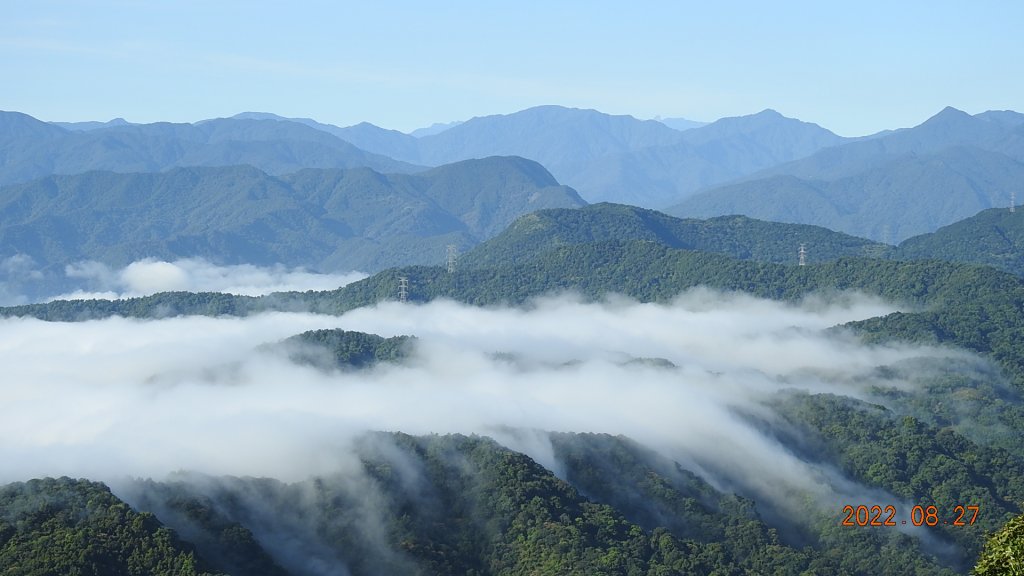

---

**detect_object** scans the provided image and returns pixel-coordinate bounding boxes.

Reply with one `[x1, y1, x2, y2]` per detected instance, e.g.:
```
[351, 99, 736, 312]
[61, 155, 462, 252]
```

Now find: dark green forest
[271, 328, 416, 370]
[0, 478, 223, 576]
[0, 433, 987, 576]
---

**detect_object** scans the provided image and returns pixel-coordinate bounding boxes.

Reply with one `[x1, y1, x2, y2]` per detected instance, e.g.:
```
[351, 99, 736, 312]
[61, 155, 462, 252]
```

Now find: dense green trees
[461, 203, 888, 269]
[974, 512, 1024, 575]
[897, 206, 1024, 277]
[0, 477, 223, 576]
[275, 328, 415, 369]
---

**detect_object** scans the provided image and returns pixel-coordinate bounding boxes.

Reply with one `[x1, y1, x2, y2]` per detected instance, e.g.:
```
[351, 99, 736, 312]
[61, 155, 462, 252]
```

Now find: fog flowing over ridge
[0, 289, 982, 525]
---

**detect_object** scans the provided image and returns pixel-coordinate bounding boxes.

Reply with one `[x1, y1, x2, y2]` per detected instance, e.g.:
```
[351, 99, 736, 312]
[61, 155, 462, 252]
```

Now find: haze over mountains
[669, 107, 1024, 241]
[0, 111, 419, 187]
[11, 103, 1019, 247]
[263, 105, 848, 207]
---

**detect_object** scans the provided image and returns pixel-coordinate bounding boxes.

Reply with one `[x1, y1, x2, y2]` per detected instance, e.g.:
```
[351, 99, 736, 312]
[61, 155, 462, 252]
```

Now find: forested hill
[895, 205, 1024, 276]
[461, 203, 889, 268]
[0, 477, 229, 575]
[2, 433, 974, 576]
[272, 329, 416, 370]
[0, 157, 583, 287]
[7, 432, 1022, 575]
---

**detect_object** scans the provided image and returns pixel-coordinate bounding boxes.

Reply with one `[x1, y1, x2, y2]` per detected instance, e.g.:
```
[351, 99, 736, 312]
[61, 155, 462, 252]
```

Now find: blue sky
[2, 1, 1021, 136]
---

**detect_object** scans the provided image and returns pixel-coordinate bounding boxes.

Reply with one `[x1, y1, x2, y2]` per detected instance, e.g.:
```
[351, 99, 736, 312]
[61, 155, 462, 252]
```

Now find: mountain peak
[922, 106, 973, 124]
[682, 108, 840, 147]
[0, 110, 69, 139]
[231, 111, 289, 121]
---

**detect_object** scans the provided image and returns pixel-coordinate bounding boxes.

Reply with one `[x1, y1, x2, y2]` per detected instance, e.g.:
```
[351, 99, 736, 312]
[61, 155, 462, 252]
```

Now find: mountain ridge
[667, 106, 1024, 241]
[0, 158, 584, 302]
[0, 112, 423, 187]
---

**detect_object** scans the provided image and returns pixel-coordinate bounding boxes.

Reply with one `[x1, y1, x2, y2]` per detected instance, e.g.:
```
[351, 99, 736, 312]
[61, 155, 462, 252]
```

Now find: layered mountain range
[5, 103, 1018, 249]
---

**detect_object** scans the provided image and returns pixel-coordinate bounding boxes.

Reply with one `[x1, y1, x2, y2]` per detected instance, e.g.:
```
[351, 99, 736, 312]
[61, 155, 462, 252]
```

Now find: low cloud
[0, 289, 978, 526]
[0, 254, 46, 306]
[58, 257, 367, 299]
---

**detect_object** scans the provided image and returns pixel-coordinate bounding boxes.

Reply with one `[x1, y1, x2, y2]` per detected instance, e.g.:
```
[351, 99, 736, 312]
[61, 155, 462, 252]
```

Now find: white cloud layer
[0, 290, 975, 518]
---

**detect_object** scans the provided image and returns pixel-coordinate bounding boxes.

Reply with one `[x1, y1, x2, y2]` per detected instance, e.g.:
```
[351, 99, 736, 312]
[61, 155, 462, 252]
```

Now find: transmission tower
[798, 243, 807, 266]
[446, 244, 458, 273]
[1012, 189, 1017, 213]
[398, 276, 409, 303]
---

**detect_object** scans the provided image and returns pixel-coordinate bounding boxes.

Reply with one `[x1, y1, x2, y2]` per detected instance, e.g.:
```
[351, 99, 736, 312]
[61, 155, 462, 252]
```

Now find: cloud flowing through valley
[0, 289, 978, 521]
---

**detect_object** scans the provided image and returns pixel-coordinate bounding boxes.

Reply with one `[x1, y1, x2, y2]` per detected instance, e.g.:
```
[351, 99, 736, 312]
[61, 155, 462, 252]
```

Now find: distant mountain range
[0, 111, 420, 187]
[296, 105, 846, 207]
[0, 157, 582, 301]
[50, 117, 134, 131]
[8, 103, 1024, 269]
[655, 116, 708, 131]
[669, 107, 1024, 241]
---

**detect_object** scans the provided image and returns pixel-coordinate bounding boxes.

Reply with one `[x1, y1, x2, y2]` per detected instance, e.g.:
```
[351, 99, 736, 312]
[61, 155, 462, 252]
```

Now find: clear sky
[2, 0, 1021, 136]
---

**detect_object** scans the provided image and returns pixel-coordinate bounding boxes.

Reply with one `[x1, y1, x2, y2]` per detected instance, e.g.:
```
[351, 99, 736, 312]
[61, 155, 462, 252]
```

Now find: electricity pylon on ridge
[398, 276, 409, 303]
[446, 244, 458, 273]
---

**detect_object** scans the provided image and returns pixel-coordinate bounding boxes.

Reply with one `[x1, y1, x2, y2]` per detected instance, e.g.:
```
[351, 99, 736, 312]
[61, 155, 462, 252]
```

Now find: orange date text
[841, 504, 979, 527]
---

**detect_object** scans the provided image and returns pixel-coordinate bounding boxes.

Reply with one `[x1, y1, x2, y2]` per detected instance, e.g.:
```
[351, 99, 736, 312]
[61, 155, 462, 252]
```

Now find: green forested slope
[896, 206, 1024, 276]
[0, 477, 225, 576]
[117, 433, 962, 575]
[0, 158, 583, 293]
[462, 203, 888, 268]
[0, 159, 582, 273]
